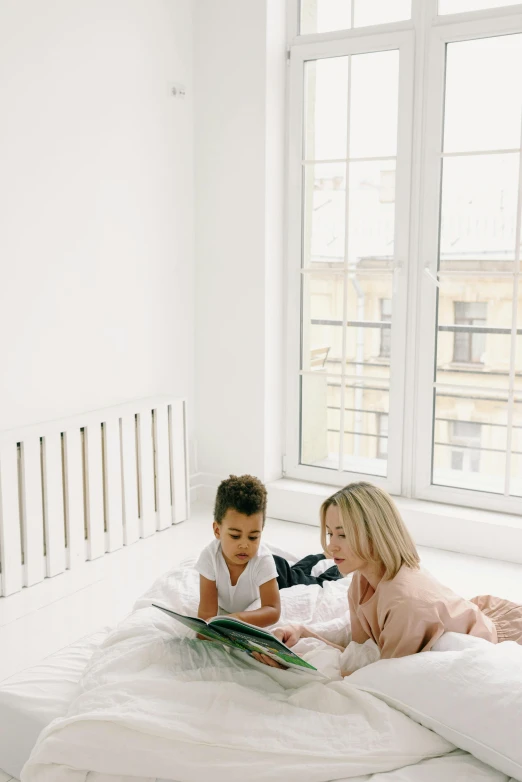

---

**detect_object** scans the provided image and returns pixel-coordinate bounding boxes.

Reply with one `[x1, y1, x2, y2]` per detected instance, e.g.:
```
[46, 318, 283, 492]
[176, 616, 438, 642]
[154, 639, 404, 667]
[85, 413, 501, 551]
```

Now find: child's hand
[196, 632, 214, 641]
[251, 652, 288, 669]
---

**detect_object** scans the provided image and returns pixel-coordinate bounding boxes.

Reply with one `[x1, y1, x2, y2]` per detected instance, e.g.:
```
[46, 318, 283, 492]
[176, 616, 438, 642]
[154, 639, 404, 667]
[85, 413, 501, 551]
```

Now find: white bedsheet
[20, 555, 518, 782]
[0, 632, 106, 779]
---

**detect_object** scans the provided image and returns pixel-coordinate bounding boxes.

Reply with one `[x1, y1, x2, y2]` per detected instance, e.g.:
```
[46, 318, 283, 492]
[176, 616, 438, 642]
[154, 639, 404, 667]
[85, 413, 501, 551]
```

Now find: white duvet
[21, 552, 522, 782]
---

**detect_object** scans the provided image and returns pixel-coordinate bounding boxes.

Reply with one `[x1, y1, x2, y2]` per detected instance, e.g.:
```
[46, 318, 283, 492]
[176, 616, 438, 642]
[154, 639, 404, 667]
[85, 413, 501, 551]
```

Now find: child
[196, 474, 343, 628]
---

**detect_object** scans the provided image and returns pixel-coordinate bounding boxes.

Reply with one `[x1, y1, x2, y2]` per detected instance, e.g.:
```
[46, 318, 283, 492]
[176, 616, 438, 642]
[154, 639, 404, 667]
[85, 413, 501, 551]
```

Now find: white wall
[194, 0, 286, 489]
[0, 0, 194, 432]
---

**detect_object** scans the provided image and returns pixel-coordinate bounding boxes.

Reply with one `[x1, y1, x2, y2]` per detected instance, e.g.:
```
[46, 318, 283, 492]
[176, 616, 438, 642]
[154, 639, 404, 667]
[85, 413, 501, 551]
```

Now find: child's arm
[198, 575, 219, 621]
[228, 578, 281, 628]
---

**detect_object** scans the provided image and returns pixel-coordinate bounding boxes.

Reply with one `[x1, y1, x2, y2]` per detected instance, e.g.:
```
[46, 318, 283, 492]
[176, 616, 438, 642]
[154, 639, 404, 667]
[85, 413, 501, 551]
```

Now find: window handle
[424, 266, 440, 289]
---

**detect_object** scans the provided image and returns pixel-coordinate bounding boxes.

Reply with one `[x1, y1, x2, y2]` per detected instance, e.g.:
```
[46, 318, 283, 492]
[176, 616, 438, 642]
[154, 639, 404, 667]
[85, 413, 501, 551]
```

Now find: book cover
[152, 603, 318, 672]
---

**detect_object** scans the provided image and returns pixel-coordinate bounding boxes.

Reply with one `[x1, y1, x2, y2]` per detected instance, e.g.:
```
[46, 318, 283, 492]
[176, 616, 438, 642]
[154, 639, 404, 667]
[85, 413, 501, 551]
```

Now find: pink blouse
[348, 565, 497, 659]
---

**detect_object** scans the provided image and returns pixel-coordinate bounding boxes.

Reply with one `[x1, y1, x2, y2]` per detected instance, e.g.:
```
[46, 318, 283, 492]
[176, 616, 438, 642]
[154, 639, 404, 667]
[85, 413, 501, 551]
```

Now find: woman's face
[325, 504, 366, 576]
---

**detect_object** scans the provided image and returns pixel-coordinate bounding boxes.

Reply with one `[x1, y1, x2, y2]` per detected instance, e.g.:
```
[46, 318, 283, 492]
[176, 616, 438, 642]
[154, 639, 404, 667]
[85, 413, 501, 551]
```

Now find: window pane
[444, 36, 522, 154]
[302, 163, 346, 269]
[299, 48, 403, 480]
[348, 160, 396, 263]
[436, 282, 516, 387]
[512, 401, 522, 497]
[341, 381, 389, 475]
[301, 374, 340, 469]
[301, 376, 389, 473]
[345, 275, 394, 376]
[432, 32, 522, 501]
[380, 299, 392, 358]
[439, 0, 522, 14]
[302, 272, 395, 376]
[439, 154, 519, 262]
[350, 51, 399, 159]
[377, 413, 389, 457]
[300, 0, 352, 35]
[304, 57, 348, 161]
[302, 272, 345, 374]
[432, 392, 508, 493]
[453, 302, 487, 364]
[354, 0, 411, 27]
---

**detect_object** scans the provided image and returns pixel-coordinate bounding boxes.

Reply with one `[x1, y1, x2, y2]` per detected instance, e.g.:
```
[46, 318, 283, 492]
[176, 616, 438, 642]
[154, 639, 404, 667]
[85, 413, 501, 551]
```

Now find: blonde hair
[320, 482, 420, 580]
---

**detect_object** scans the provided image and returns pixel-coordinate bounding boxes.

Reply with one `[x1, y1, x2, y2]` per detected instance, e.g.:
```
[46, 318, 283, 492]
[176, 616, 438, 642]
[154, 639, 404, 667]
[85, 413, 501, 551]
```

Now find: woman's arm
[298, 625, 345, 652]
[272, 623, 346, 652]
[252, 622, 345, 669]
[348, 589, 371, 645]
[227, 579, 281, 628]
[379, 604, 444, 658]
[198, 575, 219, 621]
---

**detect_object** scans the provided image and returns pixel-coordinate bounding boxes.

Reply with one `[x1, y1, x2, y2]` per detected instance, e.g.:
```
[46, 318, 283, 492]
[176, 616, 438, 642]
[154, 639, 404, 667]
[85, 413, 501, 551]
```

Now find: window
[439, 0, 522, 14]
[452, 302, 487, 364]
[300, 0, 412, 35]
[296, 42, 408, 487]
[377, 413, 389, 458]
[448, 420, 482, 477]
[379, 170, 396, 204]
[286, 0, 522, 514]
[379, 299, 392, 358]
[427, 29, 522, 505]
[451, 451, 464, 470]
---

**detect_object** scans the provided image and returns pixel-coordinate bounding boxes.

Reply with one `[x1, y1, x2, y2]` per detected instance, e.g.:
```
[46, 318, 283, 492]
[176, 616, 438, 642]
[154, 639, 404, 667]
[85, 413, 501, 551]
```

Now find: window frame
[284, 29, 415, 493]
[413, 10, 522, 515]
[285, 0, 522, 514]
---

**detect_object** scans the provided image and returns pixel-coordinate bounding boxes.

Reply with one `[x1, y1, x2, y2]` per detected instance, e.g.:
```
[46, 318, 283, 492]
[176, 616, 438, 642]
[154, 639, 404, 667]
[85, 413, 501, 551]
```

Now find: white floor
[1, 500, 522, 782]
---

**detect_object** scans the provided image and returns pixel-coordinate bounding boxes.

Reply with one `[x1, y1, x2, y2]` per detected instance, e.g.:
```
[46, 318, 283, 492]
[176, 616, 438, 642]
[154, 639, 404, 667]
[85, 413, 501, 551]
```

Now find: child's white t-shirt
[195, 539, 278, 614]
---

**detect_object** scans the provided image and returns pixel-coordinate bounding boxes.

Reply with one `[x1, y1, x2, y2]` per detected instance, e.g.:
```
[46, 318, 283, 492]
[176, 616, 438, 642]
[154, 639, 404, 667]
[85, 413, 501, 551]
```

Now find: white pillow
[350, 640, 522, 781]
[432, 630, 491, 652]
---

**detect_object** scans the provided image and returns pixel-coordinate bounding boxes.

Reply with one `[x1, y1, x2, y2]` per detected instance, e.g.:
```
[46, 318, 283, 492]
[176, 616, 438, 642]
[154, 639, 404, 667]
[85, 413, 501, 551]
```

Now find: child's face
[213, 509, 264, 567]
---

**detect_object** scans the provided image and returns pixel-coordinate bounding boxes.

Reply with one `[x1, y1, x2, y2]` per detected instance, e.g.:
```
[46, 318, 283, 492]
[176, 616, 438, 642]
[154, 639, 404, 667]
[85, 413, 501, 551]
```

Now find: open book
[152, 603, 318, 672]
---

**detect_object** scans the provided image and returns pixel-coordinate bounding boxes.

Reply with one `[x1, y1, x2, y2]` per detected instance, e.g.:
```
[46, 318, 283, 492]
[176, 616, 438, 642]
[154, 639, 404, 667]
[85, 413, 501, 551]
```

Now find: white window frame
[284, 29, 414, 494]
[285, 0, 522, 515]
[414, 10, 522, 516]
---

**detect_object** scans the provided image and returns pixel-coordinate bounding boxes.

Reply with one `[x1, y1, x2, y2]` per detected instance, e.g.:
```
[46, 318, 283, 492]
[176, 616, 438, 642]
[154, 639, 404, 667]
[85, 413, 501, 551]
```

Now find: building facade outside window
[453, 302, 487, 364]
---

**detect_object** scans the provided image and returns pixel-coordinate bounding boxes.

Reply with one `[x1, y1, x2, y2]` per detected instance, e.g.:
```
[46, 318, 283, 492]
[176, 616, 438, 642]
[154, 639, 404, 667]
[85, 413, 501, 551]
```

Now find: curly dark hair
[214, 474, 267, 525]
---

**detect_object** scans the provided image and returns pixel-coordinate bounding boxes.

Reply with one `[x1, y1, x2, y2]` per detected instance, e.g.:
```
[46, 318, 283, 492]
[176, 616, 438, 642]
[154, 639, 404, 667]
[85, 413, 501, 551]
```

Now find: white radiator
[0, 397, 189, 597]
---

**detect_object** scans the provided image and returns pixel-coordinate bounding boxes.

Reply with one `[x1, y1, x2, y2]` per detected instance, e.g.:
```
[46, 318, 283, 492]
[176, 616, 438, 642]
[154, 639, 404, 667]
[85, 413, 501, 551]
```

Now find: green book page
[210, 617, 317, 670]
[152, 604, 250, 650]
[152, 605, 317, 668]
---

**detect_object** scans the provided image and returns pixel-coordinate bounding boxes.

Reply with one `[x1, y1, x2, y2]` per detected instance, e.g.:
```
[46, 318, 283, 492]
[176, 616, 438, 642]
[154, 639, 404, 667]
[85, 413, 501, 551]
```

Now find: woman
[255, 482, 522, 668]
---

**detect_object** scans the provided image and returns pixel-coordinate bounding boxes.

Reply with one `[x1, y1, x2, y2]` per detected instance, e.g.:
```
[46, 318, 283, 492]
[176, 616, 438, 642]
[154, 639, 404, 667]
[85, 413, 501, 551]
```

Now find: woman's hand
[272, 623, 303, 648]
[251, 652, 288, 669]
[249, 624, 303, 670]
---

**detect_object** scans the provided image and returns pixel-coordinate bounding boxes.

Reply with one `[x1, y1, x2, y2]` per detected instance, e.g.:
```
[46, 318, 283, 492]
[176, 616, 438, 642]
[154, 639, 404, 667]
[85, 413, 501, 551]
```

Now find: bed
[2, 553, 521, 782]
[0, 632, 107, 780]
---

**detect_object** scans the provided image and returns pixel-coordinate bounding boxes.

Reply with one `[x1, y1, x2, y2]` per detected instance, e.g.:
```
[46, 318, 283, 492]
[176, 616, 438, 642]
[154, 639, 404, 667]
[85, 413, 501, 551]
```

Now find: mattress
[0, 631, 188, 782]
[0, 631, 107, 779]
[0, 548, 310, 781]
